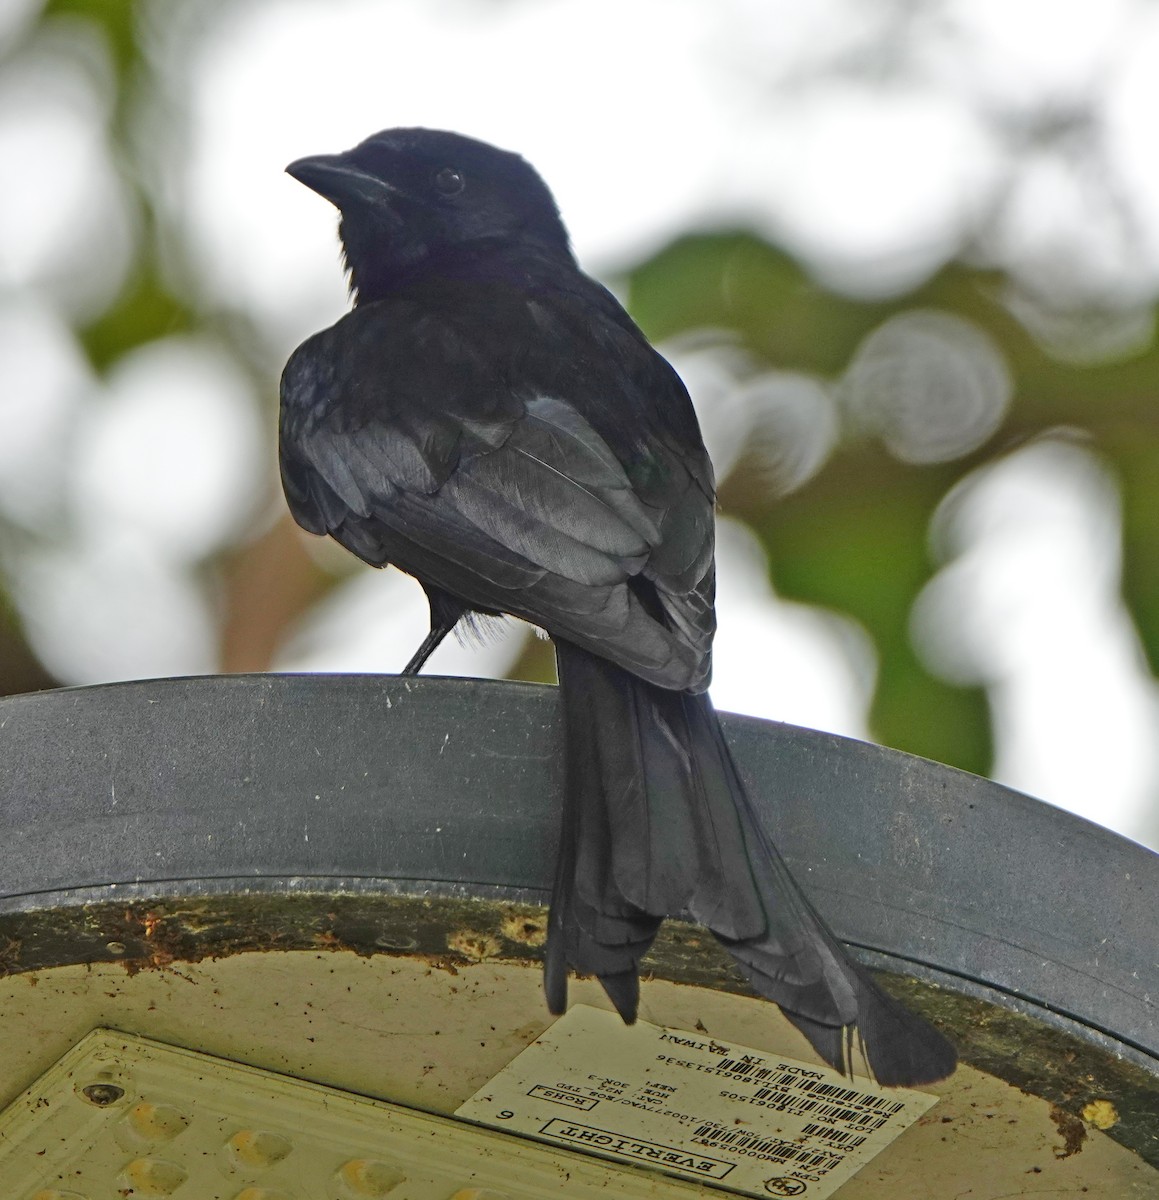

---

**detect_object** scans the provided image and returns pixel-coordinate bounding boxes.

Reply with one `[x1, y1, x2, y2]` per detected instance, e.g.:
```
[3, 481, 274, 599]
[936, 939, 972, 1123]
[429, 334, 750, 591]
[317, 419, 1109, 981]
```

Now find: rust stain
[447, 930, 502, 961]
[500, 911, 547, 947]
[1049, 1104, 1087, 1158]
[0, 935, 22, 975]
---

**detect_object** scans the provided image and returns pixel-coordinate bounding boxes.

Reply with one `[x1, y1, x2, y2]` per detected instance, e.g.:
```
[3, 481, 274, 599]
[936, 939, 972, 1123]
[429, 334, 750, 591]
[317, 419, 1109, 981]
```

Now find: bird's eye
[434, 167, 465, 196]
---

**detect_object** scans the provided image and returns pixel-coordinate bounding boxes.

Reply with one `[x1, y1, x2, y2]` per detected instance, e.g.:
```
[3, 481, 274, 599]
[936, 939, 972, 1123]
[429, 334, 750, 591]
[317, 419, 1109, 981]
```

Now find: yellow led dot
[335, 1157, 407, 1195]
[226, 1129, 293, 1169]
[117, 1157, 188, 1196]
[125, 1102, 191, 1143]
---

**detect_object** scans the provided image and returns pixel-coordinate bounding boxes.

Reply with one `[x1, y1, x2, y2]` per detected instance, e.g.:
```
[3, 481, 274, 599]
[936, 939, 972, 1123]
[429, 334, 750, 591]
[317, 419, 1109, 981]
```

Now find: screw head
[82, 1082, 125, 1106]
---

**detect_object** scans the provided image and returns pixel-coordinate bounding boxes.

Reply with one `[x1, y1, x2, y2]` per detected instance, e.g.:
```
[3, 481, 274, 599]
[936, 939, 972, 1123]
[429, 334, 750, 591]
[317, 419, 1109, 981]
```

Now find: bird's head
[287, 127, 573, 301]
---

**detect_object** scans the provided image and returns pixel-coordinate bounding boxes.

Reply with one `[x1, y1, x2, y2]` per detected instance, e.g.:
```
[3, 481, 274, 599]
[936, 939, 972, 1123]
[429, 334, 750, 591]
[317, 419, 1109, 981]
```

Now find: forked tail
[546, 639, 956, 1087]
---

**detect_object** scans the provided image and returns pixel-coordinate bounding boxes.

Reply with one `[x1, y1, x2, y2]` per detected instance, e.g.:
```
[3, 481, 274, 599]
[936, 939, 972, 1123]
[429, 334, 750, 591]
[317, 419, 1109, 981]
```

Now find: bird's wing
[279, 290, 716, 691]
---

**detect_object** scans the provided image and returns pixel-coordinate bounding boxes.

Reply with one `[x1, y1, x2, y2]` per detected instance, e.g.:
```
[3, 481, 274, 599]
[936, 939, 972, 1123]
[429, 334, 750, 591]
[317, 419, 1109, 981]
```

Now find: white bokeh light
[930, 0, 1134, 114]
[1104, 6, 1159, 286]
[840, 309, 1012, 463]
[747, 85, 1003, 295]
[0, 22, 134, 317]
[664, 336, 839, 495]
[14, 530, 219, 685]
[72, 336, 266, 562]
[711, 519, 874, 737]
[911, 440, 1159, 841]
[0, 300, 91, 529]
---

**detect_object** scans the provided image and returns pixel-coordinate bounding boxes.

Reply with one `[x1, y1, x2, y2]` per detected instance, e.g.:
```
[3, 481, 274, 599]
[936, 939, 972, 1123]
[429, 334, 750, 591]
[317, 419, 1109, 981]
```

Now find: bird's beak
[286, 153, 399, 211]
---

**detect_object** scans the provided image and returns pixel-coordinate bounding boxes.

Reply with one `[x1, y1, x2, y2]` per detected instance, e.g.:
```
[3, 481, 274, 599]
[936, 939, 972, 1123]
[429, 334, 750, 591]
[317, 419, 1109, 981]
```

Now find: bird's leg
[401, 587, 467, 676]
[401, 623, 455, 675]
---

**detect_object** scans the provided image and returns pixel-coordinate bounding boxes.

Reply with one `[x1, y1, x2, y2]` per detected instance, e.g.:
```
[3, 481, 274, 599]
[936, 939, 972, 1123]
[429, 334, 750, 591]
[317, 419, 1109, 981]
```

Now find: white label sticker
[456, 1006, 939, 1198]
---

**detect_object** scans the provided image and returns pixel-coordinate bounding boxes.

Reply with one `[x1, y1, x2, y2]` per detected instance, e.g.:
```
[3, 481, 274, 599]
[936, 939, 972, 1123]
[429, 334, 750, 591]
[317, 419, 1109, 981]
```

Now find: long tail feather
[546, 640, 661, 1021]
[549, 640, 956, 1086]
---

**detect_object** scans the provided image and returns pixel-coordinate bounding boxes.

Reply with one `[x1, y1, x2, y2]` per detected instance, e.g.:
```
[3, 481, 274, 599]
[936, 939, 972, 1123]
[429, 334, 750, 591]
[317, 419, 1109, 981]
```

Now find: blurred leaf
[43, 0, 140, 78]
[629, 233, 890, 374]
[725, 452, 992, 773]
[79, 264, 195, 371]
[628, 231, 1159, 781]
[0, 585, 58, 696]
[626, 236, 1014, 772]
[1104, 425, 1159, 678]
[632, 233, 1159, 431]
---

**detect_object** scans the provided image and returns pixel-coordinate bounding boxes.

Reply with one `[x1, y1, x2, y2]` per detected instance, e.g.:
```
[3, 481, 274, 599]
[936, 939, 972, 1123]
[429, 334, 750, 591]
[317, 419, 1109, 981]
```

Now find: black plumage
[279, 127, 956, 1086]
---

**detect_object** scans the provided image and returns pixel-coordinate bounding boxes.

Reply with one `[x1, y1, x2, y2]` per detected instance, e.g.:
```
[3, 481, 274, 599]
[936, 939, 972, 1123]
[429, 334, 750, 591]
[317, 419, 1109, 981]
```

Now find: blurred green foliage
[630, 238, 997, 771]
[629, 234, 1159, 778]
[43, 0, 138, 75]
[81, 264, 195, 371]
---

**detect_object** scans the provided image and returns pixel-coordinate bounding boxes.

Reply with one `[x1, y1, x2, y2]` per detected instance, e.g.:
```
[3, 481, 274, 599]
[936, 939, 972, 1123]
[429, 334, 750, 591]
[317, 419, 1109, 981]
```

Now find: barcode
[717, 1062, 905, 1118]
[751, 1088, 821, 1116]
[692, 1123, 842, 1171]
[715, 1058, 783, 1084]
[793, 1080, 905, 1113]
[815, 1103, 891, 1130]
[745, 1085, 897, 1136]
[802, 1122, 867, 1149]
[693, 1122, 783, 1154]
